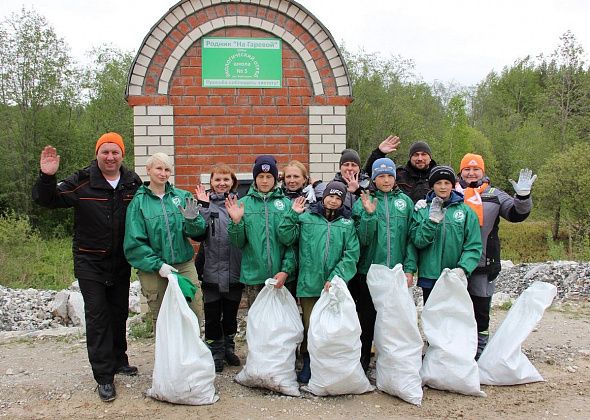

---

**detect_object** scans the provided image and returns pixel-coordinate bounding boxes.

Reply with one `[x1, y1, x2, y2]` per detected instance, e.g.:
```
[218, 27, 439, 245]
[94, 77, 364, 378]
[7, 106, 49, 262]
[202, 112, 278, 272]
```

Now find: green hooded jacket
[352, 188, 417, 275]
[228, 185, 296, 285]
[124, 182, 205, 272]
[278, 204, 360, 297]
[410, 190, 482, 281]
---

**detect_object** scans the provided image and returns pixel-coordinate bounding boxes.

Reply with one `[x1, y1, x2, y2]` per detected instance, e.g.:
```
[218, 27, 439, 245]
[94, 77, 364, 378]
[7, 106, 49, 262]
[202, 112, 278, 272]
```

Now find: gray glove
[428, 196, 445, 223]
[177, 197, 200, 220]
[509, 168, 537, 196]
[414, 199, 427, 211]
[158, 263, 178, 278]
[302, 184, 316, 204]
[450, 267, 466, 280]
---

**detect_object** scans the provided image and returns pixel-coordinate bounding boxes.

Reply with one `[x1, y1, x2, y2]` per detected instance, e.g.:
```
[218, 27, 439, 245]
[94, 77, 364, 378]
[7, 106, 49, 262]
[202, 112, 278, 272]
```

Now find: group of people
[32, 132, 536, 402]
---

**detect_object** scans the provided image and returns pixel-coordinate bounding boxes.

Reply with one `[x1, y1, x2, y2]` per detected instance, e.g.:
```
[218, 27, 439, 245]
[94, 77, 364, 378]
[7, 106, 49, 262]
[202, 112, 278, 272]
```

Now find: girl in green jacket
[351, 157, 417, 371]
[225, 155, 297, 306]
[410, 166, 482, 303]
[278, 180, 360, 384]
[124, 152, 205, 331]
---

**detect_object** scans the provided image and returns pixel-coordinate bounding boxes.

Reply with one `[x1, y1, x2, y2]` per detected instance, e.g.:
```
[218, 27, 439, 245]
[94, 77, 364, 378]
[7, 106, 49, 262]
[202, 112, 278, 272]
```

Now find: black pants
[470, 294, 492, 333]
[421, 286, 433, 304]
[78, 278, 130, 385]
[349, 274, 376, 363]
[204, 297, 240, 340]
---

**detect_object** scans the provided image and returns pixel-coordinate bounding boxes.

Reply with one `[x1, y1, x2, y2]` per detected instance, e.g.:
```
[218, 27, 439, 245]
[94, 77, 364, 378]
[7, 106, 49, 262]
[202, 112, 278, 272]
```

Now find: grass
[498, 219, 552, 263]
[129, 317, 153, 339]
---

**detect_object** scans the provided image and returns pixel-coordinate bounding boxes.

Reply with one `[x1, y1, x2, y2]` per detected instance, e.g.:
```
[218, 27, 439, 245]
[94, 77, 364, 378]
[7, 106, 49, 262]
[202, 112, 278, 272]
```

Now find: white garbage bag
[367, 264, 423, 405]
[146, 273, 218, 405]
[235, 279, 303, 396]
[305, 276, 374, 396]
[478, 281, 557, 385]
[420, 268, 485, 397]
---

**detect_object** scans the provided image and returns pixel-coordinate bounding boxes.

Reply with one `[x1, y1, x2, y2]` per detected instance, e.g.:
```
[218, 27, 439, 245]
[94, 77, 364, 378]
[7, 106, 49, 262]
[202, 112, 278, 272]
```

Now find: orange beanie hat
[95, 132, 125, 156]
[460, 153, 485, 172]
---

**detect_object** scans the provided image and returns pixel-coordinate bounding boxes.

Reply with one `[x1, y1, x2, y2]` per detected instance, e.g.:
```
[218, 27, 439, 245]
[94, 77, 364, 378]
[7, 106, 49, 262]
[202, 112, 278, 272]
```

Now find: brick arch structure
[126, 0, 352, 188]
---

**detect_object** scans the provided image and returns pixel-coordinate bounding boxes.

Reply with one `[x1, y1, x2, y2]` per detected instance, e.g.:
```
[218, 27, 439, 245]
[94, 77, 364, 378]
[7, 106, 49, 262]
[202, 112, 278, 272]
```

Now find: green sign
[202, 37, 282, 88]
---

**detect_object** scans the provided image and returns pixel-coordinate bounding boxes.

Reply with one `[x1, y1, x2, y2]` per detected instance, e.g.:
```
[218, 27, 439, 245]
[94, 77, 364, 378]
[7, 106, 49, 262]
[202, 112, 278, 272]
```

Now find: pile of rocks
[1, 261, 588, 335]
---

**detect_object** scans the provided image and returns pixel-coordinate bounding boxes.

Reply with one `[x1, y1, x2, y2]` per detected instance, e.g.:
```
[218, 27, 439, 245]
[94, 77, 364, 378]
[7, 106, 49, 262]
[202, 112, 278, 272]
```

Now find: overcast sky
[1, 0, 588, 86]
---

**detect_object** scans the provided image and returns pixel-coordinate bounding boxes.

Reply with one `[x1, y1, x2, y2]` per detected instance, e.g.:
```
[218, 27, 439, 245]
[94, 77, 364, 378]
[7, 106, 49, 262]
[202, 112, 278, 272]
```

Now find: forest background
[1, 9, 589, 290]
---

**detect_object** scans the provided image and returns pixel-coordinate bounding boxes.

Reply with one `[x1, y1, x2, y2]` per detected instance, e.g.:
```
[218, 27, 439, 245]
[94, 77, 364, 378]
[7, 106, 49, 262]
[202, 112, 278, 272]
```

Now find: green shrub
[129, 317, 153, 339]
[499, 219, 551, 263]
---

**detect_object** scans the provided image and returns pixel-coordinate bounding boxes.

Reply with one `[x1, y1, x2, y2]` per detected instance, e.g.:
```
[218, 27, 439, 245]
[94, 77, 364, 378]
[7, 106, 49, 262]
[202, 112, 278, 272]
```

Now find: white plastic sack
[235, 279, 303, 396]
[146, 273, 218, 405]
[305, 276, 374, 396]
[420, 268, 485, 397]
[478, 281, 557, 385]
[367, 264, 423, 405]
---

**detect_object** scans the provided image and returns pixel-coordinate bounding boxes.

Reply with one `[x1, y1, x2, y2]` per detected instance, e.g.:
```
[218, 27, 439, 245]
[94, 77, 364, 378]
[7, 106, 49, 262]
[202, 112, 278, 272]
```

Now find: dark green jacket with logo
[352, 188, 417, 275]
[124, 182, 205, 272]
[278, 203, 360, 297]
[410, 190, 482, 281]
[228, 185, 296, 285]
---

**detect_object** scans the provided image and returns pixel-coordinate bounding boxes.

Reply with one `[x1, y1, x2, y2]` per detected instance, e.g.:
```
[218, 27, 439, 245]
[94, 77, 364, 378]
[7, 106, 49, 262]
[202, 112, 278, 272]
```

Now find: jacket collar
[426, 189, 464, 206]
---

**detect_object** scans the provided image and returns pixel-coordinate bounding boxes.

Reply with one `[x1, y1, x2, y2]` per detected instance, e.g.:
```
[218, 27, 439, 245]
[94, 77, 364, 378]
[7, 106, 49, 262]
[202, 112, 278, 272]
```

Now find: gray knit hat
[339, 149, 361, 167]
[408, 141, 432, 158]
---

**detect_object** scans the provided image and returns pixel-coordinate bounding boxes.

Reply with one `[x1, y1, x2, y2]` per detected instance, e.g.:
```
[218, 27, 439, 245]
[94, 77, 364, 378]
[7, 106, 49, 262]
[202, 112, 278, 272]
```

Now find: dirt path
[1, 305, 589, 419]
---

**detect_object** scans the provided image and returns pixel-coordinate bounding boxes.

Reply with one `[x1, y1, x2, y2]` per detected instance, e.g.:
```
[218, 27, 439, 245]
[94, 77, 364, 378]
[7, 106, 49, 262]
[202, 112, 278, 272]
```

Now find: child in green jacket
[278, 180, 360, 384]
[226, 155, 297, 305]
[410, 166, 482, 303]
[352, 157, 417, 371]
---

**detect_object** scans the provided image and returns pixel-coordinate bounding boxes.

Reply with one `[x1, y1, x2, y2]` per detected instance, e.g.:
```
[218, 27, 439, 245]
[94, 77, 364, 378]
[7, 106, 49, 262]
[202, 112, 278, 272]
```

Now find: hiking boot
[297, 353, 311, 384]
[206, 338, 225, 373]
[115, 364, 138, 376]
[224, 334, 241, 366]
[476, 331, 489, 360]
[96, 383, 116, 402]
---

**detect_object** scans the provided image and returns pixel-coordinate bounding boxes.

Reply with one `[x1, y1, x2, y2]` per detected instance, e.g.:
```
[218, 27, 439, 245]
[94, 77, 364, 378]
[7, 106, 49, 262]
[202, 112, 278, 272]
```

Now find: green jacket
[124, 182, 204, 272]
[410, 190, 482, 280]
[352, 188, 417, 275]
[228, 185, 296, 285]
[278, 204, 360, 297]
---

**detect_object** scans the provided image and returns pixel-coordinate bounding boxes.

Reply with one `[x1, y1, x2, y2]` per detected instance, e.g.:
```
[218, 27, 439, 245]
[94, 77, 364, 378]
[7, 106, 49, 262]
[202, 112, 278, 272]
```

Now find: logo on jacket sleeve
[273, 199, 285, 210]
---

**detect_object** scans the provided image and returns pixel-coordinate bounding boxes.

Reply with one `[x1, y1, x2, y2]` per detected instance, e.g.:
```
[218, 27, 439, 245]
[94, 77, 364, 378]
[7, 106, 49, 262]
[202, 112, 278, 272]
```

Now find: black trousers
[348, 274, 376, 362]
[470, 294, 492, 333]
[204, 297, 240, 340]
[78, 278, 130, 385]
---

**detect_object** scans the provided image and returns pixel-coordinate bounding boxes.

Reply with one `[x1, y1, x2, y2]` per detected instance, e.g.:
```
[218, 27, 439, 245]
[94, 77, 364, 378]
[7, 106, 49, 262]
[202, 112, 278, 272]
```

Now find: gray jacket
[465, 183, 532, 297]
[198, 192, 242, 293]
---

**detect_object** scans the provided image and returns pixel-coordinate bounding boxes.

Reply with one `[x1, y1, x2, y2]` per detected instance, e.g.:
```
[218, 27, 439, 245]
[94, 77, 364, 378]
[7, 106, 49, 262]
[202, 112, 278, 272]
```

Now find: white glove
[509, 168, 537, 196]
[177, 197, 200, 220]
[302, 184, 316, 204]
[158, 263, 178, 278]
[450, 267, 466, 280]
[428, 196, 445, 223]
[414, 199, 427, 211]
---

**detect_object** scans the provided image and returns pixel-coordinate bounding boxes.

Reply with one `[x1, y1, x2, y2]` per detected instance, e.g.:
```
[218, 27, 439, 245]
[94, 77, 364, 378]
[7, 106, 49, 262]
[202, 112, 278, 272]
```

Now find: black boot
[96, 383, 116, 402]
[297, 353, 311, 384]
[206, 338, 225, 372]
[224, 334, 241, 366]
[476, 331, 489, 360]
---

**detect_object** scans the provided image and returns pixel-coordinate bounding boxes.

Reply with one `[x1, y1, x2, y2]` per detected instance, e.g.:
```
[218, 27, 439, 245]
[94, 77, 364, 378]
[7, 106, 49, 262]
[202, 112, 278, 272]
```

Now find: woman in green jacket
[352, 157, 417, 371]
[278, 180, 360, 384]
[225, 155, 297, 306]
[124, 152, 205, 331]
[410, 166, 482, 303]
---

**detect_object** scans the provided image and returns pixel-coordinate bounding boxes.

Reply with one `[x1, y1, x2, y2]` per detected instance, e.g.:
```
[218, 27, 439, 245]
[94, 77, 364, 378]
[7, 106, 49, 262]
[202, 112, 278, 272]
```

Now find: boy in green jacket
[278, 180, 360, 384]
[410, 166, 482, 303]
[226, 155, 297, 305]
[352, 157, 417, 371]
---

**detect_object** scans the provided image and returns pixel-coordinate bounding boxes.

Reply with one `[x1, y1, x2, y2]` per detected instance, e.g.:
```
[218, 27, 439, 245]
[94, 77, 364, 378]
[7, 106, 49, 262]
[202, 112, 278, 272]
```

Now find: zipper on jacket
[384, 192, 391, 267]
[160, 197, 176, 262]
[264, 196, 272, 277]
[324, 222, 331, 268]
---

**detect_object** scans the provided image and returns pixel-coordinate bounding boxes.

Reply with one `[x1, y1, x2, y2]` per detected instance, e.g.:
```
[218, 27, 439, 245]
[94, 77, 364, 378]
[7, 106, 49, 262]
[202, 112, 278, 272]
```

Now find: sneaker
[115, 365, 138, 376]
[96, 383, 116, 402]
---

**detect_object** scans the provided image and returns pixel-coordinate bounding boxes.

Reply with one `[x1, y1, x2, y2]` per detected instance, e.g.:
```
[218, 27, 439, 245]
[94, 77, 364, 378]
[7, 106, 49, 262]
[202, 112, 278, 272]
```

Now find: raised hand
[379, 135, 401, 154]
[225, 194, 245, 223]
[40, 146, 60, 176]
[342, 171, 359, 193]
[429, 196, 445, 223]
[360, 190, 376, 214]
[194, 184, 210, 202]
[509, 168, 537, 196]
[292, 196, 306, 213]
[177, 197, 200, 220]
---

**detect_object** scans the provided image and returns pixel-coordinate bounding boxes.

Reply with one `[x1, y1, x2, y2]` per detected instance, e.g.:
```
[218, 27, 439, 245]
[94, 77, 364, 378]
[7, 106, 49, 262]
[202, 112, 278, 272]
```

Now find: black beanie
[428, 165, 456, 188]
[323, 180, 347, 204]
[339, 149, 361, 167]
[252, 155, 278, 180]
[408, 141, 432, 158]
